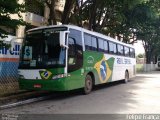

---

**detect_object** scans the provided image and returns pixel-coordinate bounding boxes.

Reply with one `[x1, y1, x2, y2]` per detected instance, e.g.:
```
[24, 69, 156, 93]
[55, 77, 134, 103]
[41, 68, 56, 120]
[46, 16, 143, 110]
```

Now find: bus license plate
[34, 84, 42, 88]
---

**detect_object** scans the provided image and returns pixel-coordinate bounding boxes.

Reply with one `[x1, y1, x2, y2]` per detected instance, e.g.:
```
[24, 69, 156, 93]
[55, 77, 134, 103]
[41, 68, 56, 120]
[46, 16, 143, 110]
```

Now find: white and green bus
[156, 55, 160, 69]
[18, 25, 136, 94]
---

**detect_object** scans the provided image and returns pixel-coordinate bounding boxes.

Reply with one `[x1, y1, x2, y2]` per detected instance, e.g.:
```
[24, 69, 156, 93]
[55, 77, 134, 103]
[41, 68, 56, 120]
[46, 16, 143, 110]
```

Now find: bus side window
[109, 42, 113, 54]
[91, 36, 97, 51]
[98, 38, 104, 52]
[117, 44, 124, 55]
[109, 42, 117, 54]
[113, 43, 117, 54]
[84, 34, 92, 50]
[124, 47, 130, 57]
[84, 33, 98, 51]
[130, 48, 135, 58]
[68, 37, 76, 65]
[104, 40, 109, 53]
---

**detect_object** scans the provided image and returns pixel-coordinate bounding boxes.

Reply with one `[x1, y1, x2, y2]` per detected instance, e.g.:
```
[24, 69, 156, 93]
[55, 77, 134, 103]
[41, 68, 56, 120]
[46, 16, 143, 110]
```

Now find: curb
[0, 90, 50, 106]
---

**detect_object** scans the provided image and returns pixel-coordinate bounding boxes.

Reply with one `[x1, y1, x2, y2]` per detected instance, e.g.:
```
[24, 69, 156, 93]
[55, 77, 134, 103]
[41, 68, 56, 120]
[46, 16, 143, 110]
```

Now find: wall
[136, 63, 156, 73]
[0, 36, 22, 96]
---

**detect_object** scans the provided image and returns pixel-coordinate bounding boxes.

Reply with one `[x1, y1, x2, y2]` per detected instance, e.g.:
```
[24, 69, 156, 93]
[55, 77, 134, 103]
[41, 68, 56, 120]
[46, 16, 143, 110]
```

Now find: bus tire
[124, 71, 129, 83]
[83, 74, 93, 94]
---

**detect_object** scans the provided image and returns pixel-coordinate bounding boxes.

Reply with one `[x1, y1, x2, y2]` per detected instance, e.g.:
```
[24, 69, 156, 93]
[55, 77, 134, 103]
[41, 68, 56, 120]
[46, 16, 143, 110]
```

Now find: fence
[0, 36, 22, 96]
[136, 63, 156, 73]
[0, 62, 19, 96]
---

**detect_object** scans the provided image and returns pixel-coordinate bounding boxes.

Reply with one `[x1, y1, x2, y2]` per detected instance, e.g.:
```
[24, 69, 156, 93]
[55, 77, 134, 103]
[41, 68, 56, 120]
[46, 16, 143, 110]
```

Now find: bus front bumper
[18, 78, 66, 91]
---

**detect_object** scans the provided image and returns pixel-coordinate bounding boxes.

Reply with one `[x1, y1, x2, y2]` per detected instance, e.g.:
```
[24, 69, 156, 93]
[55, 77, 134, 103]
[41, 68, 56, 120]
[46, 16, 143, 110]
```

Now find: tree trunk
[49, 0, 57, 25]
[61, 0, 75, 24]
[145, 51, 150, 64]
[145, 45, 152, 64]
[45, 0, 57, 25]
[88, 0, 97, 30]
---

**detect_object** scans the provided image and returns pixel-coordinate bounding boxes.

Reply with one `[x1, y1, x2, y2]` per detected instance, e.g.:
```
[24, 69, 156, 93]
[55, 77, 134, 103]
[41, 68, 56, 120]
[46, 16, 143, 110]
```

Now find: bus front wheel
[124, 71, 129, 83]
[83, 75, 93, 94]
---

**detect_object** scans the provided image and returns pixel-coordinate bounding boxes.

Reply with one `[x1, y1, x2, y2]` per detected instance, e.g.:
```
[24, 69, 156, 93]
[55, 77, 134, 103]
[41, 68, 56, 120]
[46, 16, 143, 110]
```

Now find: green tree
[41, 0, 160, 63]
[137, 53, 145, 58]
[135, 0, 160, 63]
[0, 0, 26, 38]
[136, 18, 160, 63]
[40, 0, 87, 26]
[77, 0, 144, 43]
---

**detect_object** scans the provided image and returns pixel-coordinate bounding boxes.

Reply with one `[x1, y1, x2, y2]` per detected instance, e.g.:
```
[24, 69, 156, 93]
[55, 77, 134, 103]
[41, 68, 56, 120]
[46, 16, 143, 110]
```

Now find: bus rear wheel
[124, 71, 129, 83]
[83, 75, 93, 94]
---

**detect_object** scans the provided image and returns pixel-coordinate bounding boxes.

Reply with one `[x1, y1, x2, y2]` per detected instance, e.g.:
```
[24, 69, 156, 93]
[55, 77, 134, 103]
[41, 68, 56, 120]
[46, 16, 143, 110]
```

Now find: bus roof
[27, 24, 134, 48]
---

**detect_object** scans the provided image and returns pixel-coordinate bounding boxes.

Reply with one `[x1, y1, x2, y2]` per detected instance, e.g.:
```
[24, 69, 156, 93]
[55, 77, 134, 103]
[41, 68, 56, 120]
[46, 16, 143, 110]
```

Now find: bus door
[66, 29, 83, 88]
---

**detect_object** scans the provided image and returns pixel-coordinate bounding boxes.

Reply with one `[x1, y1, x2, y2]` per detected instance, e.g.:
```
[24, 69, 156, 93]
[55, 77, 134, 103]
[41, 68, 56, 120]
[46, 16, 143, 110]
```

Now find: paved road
[1, 71, 160, 114]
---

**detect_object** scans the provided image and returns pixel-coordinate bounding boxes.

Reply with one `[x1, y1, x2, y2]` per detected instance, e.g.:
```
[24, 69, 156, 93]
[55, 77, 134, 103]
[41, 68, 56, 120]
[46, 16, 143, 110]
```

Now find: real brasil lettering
[117, 58, 131, 64]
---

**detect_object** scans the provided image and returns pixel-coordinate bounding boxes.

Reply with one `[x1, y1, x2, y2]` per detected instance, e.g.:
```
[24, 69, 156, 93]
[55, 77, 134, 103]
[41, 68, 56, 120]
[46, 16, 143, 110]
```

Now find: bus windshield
[19, 27, 67, 69]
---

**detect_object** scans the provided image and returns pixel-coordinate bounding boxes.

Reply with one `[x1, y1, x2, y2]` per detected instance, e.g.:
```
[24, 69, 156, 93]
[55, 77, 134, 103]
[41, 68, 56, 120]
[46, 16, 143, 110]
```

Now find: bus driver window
[68, 37, 76, 65]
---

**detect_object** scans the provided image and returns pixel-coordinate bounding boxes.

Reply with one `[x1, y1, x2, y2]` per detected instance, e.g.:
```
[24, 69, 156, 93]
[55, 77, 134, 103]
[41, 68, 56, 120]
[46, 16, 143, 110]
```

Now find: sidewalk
[0, 90, 50, 106]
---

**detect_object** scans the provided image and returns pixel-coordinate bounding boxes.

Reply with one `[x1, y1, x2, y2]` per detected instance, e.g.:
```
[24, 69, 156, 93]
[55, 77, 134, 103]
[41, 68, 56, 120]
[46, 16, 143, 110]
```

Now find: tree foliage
[0, 0, 26, 38]
[137, 53, 145, 58]
[133, 1, 160, 63]
[40, 0, 160, 63]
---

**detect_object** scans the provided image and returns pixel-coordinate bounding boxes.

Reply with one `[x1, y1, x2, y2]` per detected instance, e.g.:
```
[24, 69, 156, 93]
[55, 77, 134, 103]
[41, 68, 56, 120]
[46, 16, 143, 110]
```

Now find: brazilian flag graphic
[39, 70, 53, 80]
[94, 56, 115, 83]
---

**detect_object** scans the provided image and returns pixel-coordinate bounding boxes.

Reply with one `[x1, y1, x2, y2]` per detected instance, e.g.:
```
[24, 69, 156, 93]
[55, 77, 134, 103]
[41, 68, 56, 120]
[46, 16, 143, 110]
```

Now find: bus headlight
[52, 74, 67, 80]
[19, 75, 25, 79]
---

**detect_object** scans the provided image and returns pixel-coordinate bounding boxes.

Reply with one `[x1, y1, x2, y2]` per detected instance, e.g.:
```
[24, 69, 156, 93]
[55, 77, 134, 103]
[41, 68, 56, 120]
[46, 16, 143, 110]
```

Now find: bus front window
[19, 28, 67, 69]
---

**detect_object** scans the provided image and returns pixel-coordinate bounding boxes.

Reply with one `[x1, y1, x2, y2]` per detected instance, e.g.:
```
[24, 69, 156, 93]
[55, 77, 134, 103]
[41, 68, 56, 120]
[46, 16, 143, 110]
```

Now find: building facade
[14, 0, 65, 42]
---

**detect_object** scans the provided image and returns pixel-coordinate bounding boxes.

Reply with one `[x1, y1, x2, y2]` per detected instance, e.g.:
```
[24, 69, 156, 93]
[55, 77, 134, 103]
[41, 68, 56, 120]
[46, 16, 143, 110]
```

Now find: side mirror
[59, 31, 70, 48]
